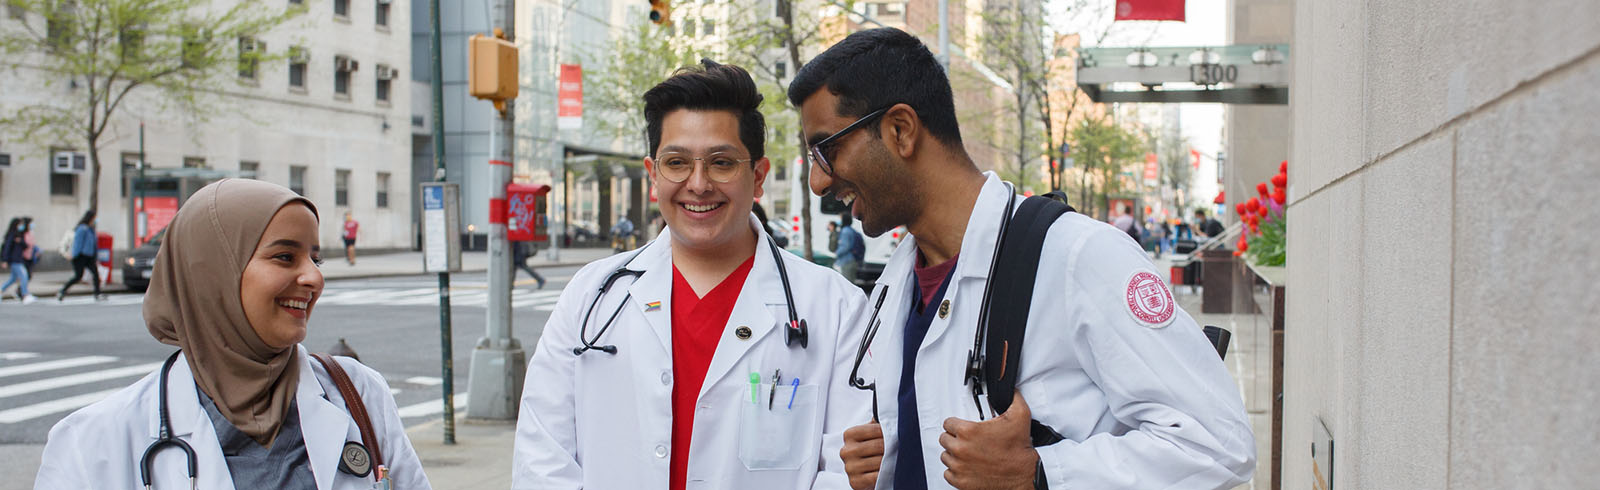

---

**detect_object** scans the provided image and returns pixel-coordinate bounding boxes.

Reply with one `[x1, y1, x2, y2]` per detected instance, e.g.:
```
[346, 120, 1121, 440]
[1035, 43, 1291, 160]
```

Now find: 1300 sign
[1190, 64, 1238, 85]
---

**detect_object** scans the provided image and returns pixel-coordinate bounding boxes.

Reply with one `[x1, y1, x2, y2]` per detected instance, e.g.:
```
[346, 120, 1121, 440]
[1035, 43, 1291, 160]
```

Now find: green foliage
[1067, 115, 1146, 216]
[579, 21, 697, 154]
[1245, 211, 1286, 266]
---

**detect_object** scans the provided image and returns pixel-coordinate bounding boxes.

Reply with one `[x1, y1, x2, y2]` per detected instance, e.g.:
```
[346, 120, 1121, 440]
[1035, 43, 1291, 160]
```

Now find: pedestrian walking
[1195, 209, 1224, 239]
[834, 214, 865, 282]
[792, 27, 1254, 489]
[827, 221, 840, 253]
[511, 241, 546, 289]
[610, 214, 636, 251]
[34, 179, 432, 490]
[342, 211, 359, 265]
[2, 217, 38, 304]
[56, 210, 103, 301]
[512, 59, 869, 490]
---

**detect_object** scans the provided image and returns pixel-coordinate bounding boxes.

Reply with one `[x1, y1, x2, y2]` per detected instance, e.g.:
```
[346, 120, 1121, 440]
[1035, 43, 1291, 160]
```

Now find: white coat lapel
[149, 353, 236, 490]
[625, 237, 674, 354]
[912, 173, 1011, 350]
[297, 347, 352, 490]
[699, 228, 787, 399]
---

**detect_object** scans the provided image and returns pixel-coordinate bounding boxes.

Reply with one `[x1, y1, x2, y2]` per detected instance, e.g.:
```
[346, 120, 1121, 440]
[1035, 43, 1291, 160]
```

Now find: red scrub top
[669, 255, 756, 490]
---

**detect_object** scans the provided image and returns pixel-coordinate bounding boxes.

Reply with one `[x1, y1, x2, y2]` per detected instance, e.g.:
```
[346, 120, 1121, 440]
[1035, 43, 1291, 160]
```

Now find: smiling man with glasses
[790, 28, 1255, 490]
[513, 59, 870, 490]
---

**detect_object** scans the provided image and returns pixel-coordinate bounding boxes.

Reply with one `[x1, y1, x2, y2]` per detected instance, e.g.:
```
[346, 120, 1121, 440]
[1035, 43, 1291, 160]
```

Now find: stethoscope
[847, 184, 1016, 422]
[141, 350, 197, 490]
[573, 233, 808, 356]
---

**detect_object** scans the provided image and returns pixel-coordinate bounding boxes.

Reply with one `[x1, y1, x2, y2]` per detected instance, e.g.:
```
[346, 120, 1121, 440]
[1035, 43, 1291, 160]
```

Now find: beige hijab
[144, 178, 318, 446]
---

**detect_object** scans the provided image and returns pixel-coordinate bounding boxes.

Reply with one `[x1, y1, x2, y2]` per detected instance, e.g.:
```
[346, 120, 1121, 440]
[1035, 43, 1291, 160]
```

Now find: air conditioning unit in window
[376, 65, 398, 80]
[290, 47, 310, 64]
[53, 151, 87, 174]
[376, 0, 392, 4]
[335, 55, 359, 72]
[241, 38, 265, 54]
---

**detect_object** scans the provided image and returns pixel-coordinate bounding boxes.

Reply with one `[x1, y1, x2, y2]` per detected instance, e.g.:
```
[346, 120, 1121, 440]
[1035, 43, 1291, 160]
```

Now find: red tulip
[1237, 239, 1249, 252]
[1246, 197, 1260, 212]
[1256, 182, 1269, 196]
[1280, 160, 1288, 173]
[1256, 204, 1270, 217]
[1235, 203, 1248, 216]
[1234, 250, 1243, 257]
[1272, 189, 1287, 205]
[1271, 173, 1287, 188]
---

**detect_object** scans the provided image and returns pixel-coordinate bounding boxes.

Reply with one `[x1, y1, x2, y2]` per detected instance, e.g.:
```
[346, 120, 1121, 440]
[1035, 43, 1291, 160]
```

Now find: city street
[0, 266, 582, 488]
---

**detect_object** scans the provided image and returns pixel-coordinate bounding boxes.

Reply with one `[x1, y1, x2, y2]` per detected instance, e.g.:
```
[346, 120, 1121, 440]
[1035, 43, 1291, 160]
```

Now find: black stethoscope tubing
[140, 350, 198, 490]
[572, 234, 807, 356]
[845, 184, 1016, 422]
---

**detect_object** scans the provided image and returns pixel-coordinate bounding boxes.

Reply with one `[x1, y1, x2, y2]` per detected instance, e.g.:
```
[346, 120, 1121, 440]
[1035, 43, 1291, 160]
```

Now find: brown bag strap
[310, 352, 386, 474]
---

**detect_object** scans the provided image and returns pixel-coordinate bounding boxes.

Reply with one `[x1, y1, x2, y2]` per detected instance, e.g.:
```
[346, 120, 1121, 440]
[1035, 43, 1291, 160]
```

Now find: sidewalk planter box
[1246, 263, 1287, 490]
[1200, 249, 1236, 313]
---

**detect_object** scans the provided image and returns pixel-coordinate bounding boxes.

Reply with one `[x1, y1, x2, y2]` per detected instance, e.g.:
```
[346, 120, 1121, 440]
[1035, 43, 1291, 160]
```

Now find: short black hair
[643, 59, 765, 161]
[839, 214, 853, 227]
[1194, 209, 1207, 217]
[787, 27, 961, 147]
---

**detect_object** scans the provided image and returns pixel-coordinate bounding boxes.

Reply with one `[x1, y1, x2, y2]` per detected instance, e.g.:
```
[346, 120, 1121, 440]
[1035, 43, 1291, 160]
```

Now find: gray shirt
[197, 387, 318, 490]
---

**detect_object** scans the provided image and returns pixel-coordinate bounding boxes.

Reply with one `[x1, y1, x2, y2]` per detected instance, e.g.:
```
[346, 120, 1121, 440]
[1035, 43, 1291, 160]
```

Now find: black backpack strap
[980, 196, 1068, 418]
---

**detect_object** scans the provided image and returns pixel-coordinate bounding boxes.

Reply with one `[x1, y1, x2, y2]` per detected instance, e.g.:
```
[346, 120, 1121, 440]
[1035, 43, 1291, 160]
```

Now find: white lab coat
[35, 345, 431, 490]
[865, 173, 1256, 489]
[513, 215, 870, 490]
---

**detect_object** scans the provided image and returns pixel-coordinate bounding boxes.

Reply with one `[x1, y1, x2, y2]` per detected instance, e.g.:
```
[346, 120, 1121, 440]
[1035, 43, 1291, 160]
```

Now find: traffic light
[649, 0, 672, 25]
[468, 28, 518, 113]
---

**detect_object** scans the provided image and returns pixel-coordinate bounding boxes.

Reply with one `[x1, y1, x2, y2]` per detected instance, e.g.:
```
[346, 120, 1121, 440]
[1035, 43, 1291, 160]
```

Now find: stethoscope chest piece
[338, 441, 373, 477]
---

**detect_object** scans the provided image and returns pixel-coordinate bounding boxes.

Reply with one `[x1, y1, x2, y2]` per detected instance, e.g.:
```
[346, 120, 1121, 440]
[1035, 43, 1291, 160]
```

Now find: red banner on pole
[558, 64, 583, 130]
[1144, 152, 1160, 183]
[1114, 0, 1185, 22]
[1190, 148, 1202, 169]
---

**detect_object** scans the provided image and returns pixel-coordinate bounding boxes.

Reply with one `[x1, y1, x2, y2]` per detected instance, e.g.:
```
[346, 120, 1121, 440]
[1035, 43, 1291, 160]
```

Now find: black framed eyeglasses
[808, 107, 890, 177]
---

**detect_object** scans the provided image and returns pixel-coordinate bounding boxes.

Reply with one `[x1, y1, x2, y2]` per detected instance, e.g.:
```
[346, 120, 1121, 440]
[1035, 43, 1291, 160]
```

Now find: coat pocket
[737, 383, 819, 471]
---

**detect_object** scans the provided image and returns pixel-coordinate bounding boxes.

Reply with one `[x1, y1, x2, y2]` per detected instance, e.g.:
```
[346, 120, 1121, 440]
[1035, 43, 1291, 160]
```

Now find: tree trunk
[87, 136, 102, 216]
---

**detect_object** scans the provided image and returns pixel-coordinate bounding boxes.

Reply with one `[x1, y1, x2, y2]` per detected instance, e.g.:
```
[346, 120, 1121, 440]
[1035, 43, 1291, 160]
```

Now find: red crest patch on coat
[1125, 271, 1175, 328]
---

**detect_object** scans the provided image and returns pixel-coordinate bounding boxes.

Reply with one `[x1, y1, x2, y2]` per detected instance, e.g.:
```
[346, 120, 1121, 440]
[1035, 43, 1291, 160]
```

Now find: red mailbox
[96, 232, 114, 285]
[506, 183, 551, 242]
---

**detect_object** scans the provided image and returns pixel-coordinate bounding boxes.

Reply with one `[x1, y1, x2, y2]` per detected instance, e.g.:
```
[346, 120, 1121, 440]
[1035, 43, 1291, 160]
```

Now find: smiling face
[800, 91, 919, 238]
[645, 109, 770, 253]
[239, 203, 324, 350]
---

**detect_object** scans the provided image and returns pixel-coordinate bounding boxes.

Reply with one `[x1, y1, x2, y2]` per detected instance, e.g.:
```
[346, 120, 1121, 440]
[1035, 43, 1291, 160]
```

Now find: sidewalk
[408, 416, 517, 489]
[12, 247, 617, 299]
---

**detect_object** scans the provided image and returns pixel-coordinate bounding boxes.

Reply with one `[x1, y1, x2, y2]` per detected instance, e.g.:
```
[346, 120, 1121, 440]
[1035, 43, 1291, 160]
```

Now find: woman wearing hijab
[34, 179, 430, 490]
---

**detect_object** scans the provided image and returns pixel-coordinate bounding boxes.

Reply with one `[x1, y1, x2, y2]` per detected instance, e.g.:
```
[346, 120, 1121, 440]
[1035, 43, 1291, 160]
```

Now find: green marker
[749, 372, 761, 404]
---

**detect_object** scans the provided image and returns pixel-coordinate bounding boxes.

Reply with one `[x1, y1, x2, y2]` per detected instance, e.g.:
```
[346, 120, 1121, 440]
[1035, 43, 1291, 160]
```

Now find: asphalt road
[0, 266, 582, 447]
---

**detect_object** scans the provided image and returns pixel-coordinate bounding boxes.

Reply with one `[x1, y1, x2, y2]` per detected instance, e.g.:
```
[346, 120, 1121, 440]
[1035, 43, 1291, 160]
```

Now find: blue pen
[786, 378, 801, 410]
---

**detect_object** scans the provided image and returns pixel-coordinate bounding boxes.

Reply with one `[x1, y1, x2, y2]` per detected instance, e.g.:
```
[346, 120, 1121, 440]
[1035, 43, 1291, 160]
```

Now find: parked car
[122, 229, 164, 291]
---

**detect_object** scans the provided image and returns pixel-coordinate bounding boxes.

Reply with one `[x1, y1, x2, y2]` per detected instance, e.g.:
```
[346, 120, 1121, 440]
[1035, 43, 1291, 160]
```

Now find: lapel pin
[938, 299, 951, 319]
[735, 326, 752, 340]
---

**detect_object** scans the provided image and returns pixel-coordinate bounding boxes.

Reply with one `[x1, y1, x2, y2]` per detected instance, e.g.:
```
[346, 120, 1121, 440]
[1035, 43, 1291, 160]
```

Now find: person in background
[611, 213, 637, 251]
[752, 202, 789, 248]
[56, 210, 102, 301]
[834, 214, 864, 284]
[1112, 205, 1142, 246]
[342, 212, 359, 265]
[511, 241, 547, 289]
[1195, 209, 1224, 239]
[2, 217, 37, 304]
[827, 221, 840, 254]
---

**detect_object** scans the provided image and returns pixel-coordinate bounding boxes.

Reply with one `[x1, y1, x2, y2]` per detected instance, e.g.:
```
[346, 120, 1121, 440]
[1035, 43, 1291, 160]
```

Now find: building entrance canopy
[1077, 44, 1289, 104]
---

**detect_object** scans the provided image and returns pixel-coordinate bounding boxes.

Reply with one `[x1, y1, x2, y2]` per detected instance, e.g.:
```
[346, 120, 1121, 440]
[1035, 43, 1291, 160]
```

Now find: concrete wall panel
[1450, 52, 1600, 489]
[1357, 134, 1453, 490]
[1289, 0, 1366, 195]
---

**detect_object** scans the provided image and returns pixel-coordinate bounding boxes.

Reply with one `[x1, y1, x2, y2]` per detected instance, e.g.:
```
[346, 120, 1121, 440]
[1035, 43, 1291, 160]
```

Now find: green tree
[0, 0, 303, 215]
[1069, 114, 1145, 217]
[579, 21, 697, 150]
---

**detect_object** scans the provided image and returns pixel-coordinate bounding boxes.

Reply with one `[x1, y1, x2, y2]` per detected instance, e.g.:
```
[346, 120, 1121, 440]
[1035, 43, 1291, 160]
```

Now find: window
[46, 1, 76, 51]
[288, 0, 302, 4]
[7, 3, 24, 20]
[682, 19, 694, 37]
[183, 156, 206, 168]
[180, 25, 206, 69]
[240, 161, 259, 179]
[118, 24, 144, 60]
[375, 0, 390, 27]
[375, 64, 393, 103]
[703, 19, 714, 35]
[774, 0, 788, 19]
[289, 165, 306, 195]
[288, 46, 307, 89]
[50, 173, 76, 196]
[334, 55, 356, 97]
[237, 36, 263, 80]
[376, 172, 390, 208]
[335, 169, 350, 206]
[776, 61, 787, 79]
[333, 0, 348, 18]
[376, 77, 391, 102]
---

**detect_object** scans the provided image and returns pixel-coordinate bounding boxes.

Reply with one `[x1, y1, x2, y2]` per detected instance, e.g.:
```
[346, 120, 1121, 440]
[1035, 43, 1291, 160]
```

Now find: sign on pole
[557, 64, 584, 130]
[421, 182, 462, 272]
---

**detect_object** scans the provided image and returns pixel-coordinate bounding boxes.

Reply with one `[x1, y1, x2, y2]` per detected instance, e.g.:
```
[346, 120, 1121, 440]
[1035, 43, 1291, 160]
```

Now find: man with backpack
[790, 28, 1254, 489]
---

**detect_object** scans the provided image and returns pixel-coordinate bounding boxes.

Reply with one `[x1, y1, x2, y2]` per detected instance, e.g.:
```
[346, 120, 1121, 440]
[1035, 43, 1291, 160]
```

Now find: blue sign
[423, 185, 444, 211]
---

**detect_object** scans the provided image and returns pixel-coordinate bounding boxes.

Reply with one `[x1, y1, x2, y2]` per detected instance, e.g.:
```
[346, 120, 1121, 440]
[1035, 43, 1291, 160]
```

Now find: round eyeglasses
[653, 152, 753, 183]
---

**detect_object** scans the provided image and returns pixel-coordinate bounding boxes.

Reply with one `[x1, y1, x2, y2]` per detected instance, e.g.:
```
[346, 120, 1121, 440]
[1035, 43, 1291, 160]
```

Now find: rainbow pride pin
[645, 301, 662, 312]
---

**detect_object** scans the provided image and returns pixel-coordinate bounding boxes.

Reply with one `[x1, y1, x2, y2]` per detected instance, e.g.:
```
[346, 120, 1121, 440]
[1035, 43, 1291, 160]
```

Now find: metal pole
[428, 0, 456, 445]
[466, 0, 526, 420]
[938, 0, 949, 69]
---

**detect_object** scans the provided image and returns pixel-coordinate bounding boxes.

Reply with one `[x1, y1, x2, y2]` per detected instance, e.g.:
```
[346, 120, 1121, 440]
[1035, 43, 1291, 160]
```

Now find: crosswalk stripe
[1, 352, 41, 361]
[405, 376, 443, 386]
[0, 362, 161, 399]
[0, 356, 118, 379]
[0, 387, 124, 424]
[396, 394, 468, 418]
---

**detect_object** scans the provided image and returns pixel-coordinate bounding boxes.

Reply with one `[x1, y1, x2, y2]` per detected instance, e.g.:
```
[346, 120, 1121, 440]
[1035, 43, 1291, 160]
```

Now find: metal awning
[1077, 44, 1290, 105]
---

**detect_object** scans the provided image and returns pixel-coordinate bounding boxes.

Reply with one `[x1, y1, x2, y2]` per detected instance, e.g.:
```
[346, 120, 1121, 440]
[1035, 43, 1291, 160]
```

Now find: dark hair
[77, 210, 96, 227]
[643, 59, 765, 161]
[839, 214, 853, 227]
[4, 218, 19, 241]
[787, 27, 962, 147]
[1194, 209, 1206, 217]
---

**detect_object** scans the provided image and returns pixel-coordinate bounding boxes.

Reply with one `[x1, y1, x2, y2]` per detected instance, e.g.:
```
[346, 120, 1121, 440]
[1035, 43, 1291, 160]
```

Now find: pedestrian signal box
[506, 183, 551, 242]
[649, 0, 672, 25]
[469, 29, 518, 111]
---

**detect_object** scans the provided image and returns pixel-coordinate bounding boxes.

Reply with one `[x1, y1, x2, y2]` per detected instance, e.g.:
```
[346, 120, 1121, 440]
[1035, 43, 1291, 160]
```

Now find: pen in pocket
[786, 378, 800, 410]
[749, 372, 761, 404]
[769, 369, 781, 410]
